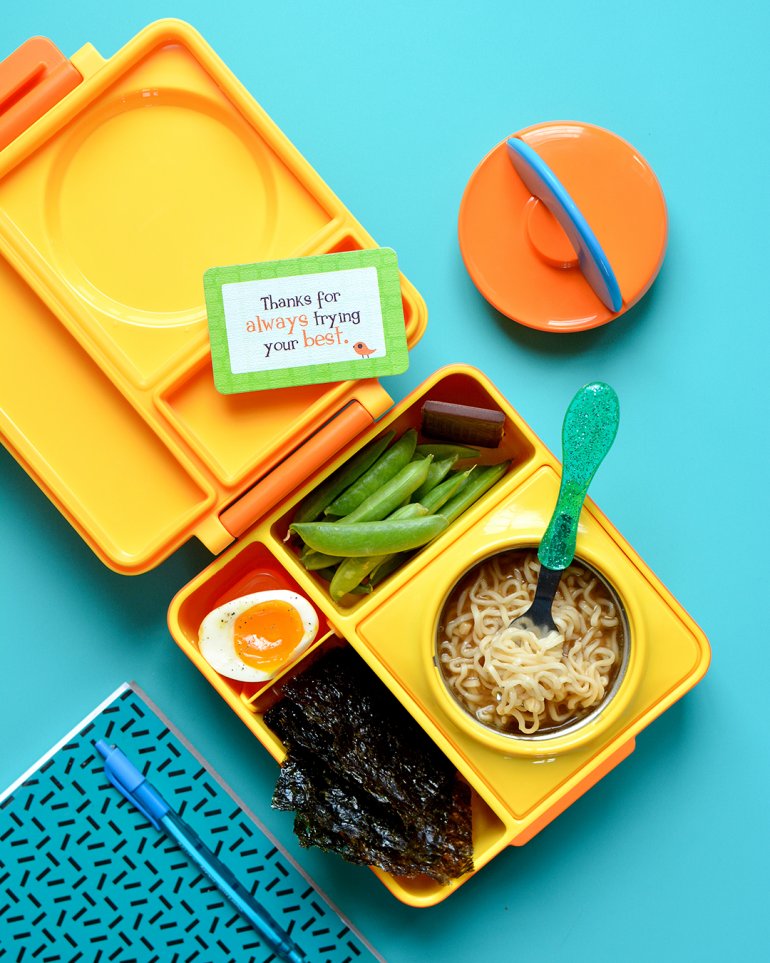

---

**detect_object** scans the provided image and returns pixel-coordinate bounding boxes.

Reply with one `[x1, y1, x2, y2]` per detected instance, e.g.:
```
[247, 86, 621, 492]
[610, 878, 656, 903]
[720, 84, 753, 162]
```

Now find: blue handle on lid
[506, 136, 623, 313]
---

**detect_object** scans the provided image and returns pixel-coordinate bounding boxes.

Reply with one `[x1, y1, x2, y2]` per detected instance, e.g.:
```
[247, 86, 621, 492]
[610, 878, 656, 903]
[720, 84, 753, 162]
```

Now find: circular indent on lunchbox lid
[44, 88, 277, 324]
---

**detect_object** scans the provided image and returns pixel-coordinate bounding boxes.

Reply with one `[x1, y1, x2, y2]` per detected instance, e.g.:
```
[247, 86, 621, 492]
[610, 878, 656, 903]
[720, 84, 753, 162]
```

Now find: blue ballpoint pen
[95, 740, 306, 963]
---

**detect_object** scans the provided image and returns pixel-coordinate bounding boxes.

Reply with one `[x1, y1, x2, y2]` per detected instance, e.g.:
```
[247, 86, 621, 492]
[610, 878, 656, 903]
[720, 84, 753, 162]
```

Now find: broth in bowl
[436, 549, 627, 739]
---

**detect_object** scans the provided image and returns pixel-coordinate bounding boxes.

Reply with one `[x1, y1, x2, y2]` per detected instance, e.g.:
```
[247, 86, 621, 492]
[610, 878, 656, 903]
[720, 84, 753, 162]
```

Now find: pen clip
[95, 739, 168, 830]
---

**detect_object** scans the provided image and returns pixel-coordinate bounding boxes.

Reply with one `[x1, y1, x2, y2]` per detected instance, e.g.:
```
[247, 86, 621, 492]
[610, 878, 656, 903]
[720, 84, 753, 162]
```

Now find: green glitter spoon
[509, 382, 620, 637]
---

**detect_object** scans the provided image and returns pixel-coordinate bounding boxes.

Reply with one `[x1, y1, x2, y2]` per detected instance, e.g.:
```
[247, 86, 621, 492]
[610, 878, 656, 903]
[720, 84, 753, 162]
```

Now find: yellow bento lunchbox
[0, 20, 710, 908]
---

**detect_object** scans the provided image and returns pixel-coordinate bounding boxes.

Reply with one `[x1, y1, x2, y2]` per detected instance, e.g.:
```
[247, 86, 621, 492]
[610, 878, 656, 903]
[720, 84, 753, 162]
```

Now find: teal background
[1, 2, 768, 961]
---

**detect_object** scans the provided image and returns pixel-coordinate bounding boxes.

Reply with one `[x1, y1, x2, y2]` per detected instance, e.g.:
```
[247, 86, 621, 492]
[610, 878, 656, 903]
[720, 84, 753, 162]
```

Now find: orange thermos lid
[458, 121, 667, 332]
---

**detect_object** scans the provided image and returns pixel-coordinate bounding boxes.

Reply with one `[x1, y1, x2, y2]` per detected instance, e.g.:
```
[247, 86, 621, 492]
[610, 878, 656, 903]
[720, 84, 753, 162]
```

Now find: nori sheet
[265, 648, 474, 883]
[272, 649, 453, 813]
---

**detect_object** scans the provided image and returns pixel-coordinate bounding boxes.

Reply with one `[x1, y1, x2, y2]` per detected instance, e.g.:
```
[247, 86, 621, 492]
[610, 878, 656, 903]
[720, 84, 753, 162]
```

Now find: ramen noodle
[437, 550, 623, 735]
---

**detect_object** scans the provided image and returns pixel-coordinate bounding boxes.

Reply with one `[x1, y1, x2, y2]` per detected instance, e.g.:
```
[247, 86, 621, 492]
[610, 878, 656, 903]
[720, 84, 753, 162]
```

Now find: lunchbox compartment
[269, 367, 538, 607]
[155, 355, 366, 489]
[0, 253, 214, 571]
[432, 545, 632, 748]
[170, 540, 330, 708]
[255, 638, 513, 906]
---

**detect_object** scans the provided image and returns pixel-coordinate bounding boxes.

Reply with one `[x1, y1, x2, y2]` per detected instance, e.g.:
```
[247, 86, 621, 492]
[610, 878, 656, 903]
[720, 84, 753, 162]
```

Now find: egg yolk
[233, 600, 308, 673]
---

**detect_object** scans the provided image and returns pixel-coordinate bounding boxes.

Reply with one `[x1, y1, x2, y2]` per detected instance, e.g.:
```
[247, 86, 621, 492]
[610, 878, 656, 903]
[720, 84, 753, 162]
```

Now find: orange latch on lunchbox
[0, 37, 82, 152]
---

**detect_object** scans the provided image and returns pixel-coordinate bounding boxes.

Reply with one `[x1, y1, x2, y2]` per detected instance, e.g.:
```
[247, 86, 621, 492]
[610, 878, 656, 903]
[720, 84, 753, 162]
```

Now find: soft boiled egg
[198, 591, 319, 682]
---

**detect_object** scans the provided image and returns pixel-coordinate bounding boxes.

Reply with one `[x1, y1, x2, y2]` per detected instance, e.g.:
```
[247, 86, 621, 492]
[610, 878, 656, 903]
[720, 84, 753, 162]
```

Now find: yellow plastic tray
[168, 365, 710, 907]
[0, 20, 426, 573]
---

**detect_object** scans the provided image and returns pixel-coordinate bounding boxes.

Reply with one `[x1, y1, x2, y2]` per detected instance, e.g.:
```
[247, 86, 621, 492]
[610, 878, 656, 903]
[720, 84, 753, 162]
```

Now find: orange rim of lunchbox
[0, 37, 82, 151]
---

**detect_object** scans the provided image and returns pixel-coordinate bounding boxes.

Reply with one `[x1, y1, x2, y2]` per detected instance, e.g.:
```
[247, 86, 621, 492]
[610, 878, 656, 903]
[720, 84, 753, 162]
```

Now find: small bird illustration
[353, 341, 376, 358]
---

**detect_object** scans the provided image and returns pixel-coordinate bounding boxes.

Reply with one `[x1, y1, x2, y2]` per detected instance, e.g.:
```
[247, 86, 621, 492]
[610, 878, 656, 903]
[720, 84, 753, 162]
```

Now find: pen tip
[94, 739, 110, 759]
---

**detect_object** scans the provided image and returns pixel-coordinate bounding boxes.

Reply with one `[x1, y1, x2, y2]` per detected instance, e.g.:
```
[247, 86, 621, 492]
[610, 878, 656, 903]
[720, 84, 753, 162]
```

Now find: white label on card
[222, 266, 384, 374]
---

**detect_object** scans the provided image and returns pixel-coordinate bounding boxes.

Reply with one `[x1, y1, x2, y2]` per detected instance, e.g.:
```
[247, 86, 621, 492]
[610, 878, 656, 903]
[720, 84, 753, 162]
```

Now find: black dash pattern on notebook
[0, 687, 376, 963]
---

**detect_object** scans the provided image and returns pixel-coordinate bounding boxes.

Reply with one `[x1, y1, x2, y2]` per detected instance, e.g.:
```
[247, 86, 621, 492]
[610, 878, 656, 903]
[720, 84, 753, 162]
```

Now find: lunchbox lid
[0, 20, 427, 574]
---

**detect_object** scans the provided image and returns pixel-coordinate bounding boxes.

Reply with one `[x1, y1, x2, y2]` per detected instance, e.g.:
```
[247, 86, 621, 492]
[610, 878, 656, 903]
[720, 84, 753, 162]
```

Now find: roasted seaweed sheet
[265, 648, 473, 883]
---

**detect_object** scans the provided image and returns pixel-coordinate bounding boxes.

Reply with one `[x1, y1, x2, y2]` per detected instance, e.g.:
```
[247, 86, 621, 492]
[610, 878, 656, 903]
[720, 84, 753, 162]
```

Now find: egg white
[198, 591, 318, 682]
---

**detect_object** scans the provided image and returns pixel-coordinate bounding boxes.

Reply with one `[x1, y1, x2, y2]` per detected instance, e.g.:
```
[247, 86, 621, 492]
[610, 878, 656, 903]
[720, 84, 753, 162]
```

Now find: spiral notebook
[0, 684, 381, 963]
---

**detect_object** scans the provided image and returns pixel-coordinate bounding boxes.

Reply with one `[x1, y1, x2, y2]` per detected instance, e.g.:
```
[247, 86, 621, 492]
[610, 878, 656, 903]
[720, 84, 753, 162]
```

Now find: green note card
[204, 248, 409, 393]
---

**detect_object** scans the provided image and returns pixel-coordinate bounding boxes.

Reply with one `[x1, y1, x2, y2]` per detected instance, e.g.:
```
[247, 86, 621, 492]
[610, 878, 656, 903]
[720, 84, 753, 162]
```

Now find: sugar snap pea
[369, 552, 406, 586]
[418, 468, 472, 512]
[315, 566, 338, 581]
[293, 431, 395, 523]
[437, 462, 510, 523]
[324, 429, 417, 517]
[329, 504, 428, 601]
[330, 555, 382, 600]
[414, 443, 479, 461]
[411, 456, 456, 503]
[316, 566, 372, 594]
[340, 455, 432, 524]
[291, 514, 448, 556]
[369, 465, 506, 587]
[366, 472, 471, 587]
[301, 549, 344, 571]
[391, 503, 431, 521]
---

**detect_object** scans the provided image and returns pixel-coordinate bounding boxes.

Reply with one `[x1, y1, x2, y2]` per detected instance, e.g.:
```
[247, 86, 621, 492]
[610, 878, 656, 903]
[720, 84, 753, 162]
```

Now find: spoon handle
[538, 382, 620, 571]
